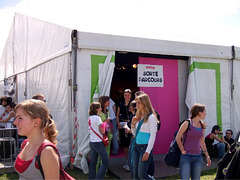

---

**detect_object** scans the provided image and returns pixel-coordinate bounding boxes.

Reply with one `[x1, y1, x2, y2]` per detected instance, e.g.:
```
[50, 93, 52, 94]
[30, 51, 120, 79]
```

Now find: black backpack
[164, 119, 190, 167]
[215, 141, 240, 179]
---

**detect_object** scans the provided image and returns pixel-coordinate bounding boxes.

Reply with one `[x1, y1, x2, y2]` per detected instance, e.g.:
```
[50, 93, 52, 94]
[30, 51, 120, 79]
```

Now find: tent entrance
[110, 51, 189, 99]
[110, 51, 189, 153]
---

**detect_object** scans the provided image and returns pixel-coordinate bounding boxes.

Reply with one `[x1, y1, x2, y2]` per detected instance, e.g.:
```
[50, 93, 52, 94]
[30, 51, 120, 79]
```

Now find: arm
[210, 133, 226, 143]
[41, 146, 60, 180]
[0, 112, 15, 122]
[200, 129, 211, 166]
[113, 104, 116, 116]
[176, 121, 189, 154]
[116, 106, 121, 129]
[131, 116, 139, 136]
[142, 116, 157, 161]
[99, 123, 105, 134]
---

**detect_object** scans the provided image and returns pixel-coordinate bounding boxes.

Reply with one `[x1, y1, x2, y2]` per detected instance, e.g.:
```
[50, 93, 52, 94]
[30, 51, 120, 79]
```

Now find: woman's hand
[117, 122, 122, 129]
[132, 116, 139, 125]
[125, 127, 131, 134]
[181, 150, 186, 155]
[206, 156, 211, 167]
[218, 131, 223, 135]
[105, 118, 110, 124]
[142, 152, 149, 161]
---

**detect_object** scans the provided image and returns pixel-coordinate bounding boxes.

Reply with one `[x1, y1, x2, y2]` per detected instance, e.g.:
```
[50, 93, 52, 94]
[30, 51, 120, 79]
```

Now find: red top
[15, 139, 39, 173]
[15, 155, 34, 173]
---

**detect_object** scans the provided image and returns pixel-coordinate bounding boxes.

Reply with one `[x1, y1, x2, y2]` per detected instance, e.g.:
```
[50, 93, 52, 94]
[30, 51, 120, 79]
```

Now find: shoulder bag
[88, 119, 109, 146]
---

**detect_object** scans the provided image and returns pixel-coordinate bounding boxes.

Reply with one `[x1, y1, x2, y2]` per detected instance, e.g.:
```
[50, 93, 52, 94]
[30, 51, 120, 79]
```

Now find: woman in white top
[88, 102, 109, 180]
[131, 94, 158, 179]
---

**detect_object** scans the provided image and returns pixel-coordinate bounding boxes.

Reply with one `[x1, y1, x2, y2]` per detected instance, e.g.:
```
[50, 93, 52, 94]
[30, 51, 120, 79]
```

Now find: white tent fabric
[2, 13, 240, 174]
[0, 14, 72, 78]
[0, 14, 73, 166]
[232, 60, 240, 136]
[93, 50, 115, 101]
[73, 49, 115, 173]
[26, 54, 71, 166]
[185, 57, 231, 135]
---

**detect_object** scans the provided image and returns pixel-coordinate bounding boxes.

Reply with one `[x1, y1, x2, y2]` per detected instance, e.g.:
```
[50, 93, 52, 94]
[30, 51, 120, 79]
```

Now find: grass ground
[0, 168, 217, 179]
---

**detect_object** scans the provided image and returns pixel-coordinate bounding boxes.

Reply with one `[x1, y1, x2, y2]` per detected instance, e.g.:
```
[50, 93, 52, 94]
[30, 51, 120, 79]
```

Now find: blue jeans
[89, 142, 109, 180]
[128, 138, 154, 177]
[216, 142, 225, 158]
[180, 154, 203, 180]
[132, 144, 154, 180]
[111, 118, 119, 155]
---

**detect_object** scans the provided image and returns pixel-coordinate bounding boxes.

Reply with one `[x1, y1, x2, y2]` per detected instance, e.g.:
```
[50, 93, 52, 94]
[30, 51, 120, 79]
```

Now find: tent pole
[71, 30, 78, 108]
[231, 46, 235, 100]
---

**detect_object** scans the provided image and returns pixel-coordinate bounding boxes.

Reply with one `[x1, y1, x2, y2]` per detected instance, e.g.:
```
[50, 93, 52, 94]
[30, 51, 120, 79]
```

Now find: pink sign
[139, 57, 179, 154]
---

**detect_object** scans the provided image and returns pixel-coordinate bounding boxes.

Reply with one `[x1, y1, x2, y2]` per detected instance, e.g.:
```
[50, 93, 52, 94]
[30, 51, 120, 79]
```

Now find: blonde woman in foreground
[14, 100, 59, 179]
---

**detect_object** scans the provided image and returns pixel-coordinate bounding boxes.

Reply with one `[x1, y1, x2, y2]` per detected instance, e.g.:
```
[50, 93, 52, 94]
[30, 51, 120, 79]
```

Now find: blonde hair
[14, 99, 58, 145]
[135, 94, 157, 122]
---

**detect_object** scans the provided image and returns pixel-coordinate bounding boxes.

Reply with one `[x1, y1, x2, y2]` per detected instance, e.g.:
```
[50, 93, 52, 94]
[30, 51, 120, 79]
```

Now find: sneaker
[122, 164, 128, 169]
[125, 165, 130, 172]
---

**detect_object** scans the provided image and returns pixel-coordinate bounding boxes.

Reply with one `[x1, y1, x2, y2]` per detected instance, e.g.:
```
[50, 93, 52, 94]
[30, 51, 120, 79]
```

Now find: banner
[137, 64, 164, 87]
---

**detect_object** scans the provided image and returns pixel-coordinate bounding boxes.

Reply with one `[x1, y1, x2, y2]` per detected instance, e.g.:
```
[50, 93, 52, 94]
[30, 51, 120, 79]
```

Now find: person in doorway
[108, 98, 119, 155]
[176, 103, 211, 180]
[224, 129, 234, 152]
[134, 90, 159, 177]
[127, 100, 136, 176]
[205, 125, 229, 158]
[131, 93, 158, 179]
[116, 89, 132, 171]
[96, 96, 112, 177]
[14, 99, 60, 179]
[88, 102, 109, 180]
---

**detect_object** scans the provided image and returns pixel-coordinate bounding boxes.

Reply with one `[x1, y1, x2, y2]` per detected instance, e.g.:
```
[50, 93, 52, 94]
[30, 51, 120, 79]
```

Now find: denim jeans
[180, 154, 203, 180]
[216, 142, 225, 158]
[111, 118, 119, 155]
[128, 138, 134, 177]
[132, 144, 154, 180]
[89, 142, 109, 180]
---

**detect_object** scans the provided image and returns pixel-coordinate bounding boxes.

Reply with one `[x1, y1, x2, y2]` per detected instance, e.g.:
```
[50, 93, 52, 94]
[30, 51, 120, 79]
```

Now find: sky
[0, 0, 240, 56]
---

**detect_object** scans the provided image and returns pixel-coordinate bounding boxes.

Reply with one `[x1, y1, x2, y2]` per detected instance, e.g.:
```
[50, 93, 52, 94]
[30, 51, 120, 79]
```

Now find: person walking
[176, 103, 211, 180]
[131, 93, 158, 179]
[88, 102, 109, 180]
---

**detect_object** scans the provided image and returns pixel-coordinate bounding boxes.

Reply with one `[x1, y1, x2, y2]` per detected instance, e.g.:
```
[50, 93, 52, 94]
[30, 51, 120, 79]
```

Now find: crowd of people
[88, 89, 159, 179]
[0, 91, 239, 180]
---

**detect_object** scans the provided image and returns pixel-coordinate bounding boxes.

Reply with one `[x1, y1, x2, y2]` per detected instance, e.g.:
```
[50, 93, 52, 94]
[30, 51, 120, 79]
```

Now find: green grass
[161, 168, 217, 180]
[0, 168, 217, 180]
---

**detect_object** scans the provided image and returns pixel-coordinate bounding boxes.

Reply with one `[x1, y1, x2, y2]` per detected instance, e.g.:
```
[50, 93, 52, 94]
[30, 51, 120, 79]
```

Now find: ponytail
[44, 117, 58, 145]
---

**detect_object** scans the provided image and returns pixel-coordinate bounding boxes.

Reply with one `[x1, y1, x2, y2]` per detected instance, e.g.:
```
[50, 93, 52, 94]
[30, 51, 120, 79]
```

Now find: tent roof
[77, 31, 239, 60]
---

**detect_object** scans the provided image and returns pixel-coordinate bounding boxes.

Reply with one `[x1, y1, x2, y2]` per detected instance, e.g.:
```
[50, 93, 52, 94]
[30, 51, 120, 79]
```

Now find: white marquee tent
[1, 13, 240, 173]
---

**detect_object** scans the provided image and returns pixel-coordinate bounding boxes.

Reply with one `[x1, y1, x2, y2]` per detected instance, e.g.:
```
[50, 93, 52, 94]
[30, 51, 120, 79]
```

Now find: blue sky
[0, 0, 21, 8]
[0, 0, 240, 56]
